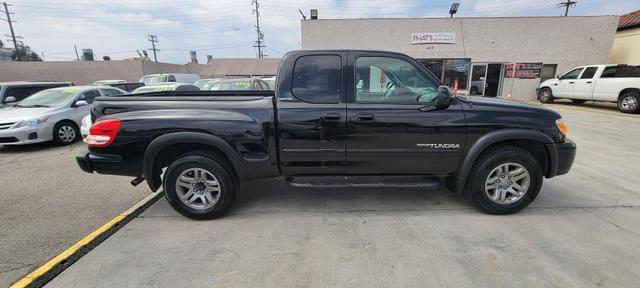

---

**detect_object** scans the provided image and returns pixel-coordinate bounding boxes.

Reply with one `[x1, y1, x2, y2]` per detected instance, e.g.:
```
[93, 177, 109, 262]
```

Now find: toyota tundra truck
[76, 50, 576, 219]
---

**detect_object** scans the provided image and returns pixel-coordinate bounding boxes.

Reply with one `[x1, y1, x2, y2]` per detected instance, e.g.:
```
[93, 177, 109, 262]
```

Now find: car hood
[0, 106, 60, 122]
[459, 96, 561, 118]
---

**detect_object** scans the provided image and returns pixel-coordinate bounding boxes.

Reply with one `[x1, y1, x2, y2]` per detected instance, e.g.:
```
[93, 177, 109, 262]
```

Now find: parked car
[538, 64, 640, 113]
[208, 78, 270, 90]
[0, 86, 126, 146]
[97, 82, 144, 92]
[131, 83, 200, 94]
[77, 50, 576, 219]
[139, 74, 201, 86]
[194, 78, 224, 89]
[200, 79, 225, 90]
[0, 81, 73, 108]
[92, 80, 127, 85]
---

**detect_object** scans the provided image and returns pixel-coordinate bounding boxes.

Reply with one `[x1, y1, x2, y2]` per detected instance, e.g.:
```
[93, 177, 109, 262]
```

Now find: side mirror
[4, 96, 16, 103]
[420, 86, 453, 112]
[556, 74, 561, 79]
[74, 100, 88, 107]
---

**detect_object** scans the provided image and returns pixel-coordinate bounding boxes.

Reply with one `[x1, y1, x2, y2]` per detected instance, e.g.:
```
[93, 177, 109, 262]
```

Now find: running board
[286, 176, 441, 190]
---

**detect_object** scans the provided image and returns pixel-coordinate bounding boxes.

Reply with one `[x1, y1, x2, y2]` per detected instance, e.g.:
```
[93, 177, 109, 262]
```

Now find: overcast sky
[2, 0, 638, 63]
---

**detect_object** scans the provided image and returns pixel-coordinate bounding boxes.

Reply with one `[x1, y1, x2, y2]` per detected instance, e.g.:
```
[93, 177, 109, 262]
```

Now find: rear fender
[143, 132, 246, 191]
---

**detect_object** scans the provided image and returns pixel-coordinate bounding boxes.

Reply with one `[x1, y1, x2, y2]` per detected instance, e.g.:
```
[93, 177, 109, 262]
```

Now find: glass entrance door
[470, 64, 487, 95]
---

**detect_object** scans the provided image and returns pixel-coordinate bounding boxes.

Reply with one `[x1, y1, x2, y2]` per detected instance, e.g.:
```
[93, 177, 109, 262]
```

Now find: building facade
[301, 16, 618, 101]
[609, 10, 640, 65]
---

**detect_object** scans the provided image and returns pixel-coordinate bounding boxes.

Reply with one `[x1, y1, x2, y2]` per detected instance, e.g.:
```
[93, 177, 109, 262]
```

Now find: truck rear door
[276, 52, 347, 176]
[345, 52, 466, 175]
[573, 66, 599, 100]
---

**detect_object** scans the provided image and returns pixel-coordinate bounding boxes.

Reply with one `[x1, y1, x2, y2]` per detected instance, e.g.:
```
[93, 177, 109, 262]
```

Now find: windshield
[209, 81, 251, 90]
[132, 85, 176, 94]
[139, 75, 168, 85]
[17, 89, 78, 107]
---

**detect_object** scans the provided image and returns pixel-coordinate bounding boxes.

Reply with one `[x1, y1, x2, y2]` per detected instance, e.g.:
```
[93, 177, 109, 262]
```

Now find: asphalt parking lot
[4, 101, 640, 287]
[0, 142, 151, 288]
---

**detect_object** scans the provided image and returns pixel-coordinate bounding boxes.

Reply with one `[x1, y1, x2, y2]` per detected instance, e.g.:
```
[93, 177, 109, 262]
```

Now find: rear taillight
[85, 119, 121, 147]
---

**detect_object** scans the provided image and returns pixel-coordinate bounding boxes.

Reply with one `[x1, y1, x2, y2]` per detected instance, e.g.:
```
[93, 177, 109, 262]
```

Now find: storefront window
[443, 59, 469, 90]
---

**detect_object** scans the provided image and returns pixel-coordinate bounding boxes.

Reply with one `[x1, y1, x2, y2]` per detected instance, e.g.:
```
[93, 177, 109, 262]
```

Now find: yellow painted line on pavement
[11, 192, 161, 288]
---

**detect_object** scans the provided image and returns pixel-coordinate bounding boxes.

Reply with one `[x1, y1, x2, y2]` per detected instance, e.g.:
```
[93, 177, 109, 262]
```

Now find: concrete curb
[10, 192, 163, 288]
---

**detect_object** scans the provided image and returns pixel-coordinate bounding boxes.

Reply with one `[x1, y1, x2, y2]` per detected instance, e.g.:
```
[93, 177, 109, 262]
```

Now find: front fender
[142, 132, 246, 192]
[451, 129, 554, 194]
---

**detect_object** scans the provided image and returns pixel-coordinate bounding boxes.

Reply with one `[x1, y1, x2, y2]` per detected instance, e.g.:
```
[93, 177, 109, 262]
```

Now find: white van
[139, 74, 201, 86]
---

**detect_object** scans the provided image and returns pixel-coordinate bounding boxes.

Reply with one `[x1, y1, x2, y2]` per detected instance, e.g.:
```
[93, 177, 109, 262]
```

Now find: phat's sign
[411, 32, 455, 44]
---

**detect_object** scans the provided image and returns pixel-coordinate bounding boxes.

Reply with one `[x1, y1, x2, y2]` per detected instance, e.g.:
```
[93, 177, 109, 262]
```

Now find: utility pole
[74, 45, 80, 61]
[252, 0, 265, 59]
[557, 0, 577, 16]
[147, 34, 159, 62]
[1, 2, 20, 61]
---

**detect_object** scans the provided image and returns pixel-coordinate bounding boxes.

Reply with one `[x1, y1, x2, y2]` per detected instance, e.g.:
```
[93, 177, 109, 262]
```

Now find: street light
[449, 3, 460, 18]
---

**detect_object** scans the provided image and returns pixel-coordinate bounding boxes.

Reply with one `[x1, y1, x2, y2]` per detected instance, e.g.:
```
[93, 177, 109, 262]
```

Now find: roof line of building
[302, 15, 618, 21]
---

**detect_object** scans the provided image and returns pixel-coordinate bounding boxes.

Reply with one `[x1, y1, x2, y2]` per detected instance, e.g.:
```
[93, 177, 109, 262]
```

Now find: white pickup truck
[538, 64, 640, 113]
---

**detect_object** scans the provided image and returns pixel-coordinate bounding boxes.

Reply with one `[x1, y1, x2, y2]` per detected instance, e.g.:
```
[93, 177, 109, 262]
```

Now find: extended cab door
[345, 52, 467, 175]
[555, 67, 583, 98]
[573, 66, 599, 100]
[276, 52, 347, 176]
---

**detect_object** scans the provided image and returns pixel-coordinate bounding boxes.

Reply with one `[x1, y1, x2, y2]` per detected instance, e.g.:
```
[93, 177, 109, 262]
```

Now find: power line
[2, 1, 20, 60]
[147, 34, 158, 62]
[557, 0, 577, 16]
[252, 0, 265, 59]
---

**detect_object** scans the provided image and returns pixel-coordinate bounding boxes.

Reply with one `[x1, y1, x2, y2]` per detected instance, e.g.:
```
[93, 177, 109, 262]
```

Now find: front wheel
[618, 92, 640, 114]
[53, 122, 79, 145]
[467, 146, 543, 215]
[538, 88, 554, 103]
[163, 154, 236, 219]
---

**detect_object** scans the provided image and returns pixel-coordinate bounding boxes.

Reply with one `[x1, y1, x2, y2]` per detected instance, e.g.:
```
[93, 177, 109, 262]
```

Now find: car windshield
[132, 85, 176, 94]
[16, 89, 79, 107]
[209, 81, 251, 90]
[139, 75, 168, 85]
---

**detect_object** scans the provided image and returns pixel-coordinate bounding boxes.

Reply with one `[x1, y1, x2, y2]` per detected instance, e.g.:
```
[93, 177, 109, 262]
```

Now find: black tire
[53, 121, 79, 145]
[163, 154, 236, 220]
[538, 87, 554, 103]
[571, 99, 587, 104]
[618, 91, 640, 114]
[467, 146, 543, 215]
[470, 86, 479, 95]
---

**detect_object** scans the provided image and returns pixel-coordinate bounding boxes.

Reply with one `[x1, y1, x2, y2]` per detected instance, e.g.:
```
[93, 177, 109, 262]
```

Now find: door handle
[357, 113, 375, 121]
[322, 113, 341, 120]
[586, 81, 592, 84]
[568, 81, 575, 84]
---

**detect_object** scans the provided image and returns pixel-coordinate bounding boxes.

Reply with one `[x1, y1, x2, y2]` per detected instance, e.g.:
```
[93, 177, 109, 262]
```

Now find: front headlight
[12, 116, 49, 129]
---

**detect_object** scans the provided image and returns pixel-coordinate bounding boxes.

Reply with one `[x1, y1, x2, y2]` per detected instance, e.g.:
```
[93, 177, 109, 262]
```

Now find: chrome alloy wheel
[621, 96, 638, 111]
[175, 168, 221, 210]
[484, 162, 530, 205]
[58, 125, 76, 143]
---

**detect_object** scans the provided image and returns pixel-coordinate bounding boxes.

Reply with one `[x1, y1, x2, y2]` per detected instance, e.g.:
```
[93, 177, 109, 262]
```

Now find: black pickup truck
[77, 50, 576, 219]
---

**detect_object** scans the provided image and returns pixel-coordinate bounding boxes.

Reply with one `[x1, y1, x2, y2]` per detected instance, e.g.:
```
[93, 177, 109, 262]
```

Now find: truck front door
[276, 53, 347, 176]
[346, 53, 467, 175]
[555, 67, 583, 98]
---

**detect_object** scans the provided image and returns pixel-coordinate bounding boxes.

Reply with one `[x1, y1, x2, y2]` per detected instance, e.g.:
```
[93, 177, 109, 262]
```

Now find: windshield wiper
[19, 104, 51, 108]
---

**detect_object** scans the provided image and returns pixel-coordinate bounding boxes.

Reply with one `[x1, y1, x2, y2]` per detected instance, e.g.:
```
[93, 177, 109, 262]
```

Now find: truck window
[355, 56, 438, 104]
[292, 55, 341, 104]
[560, 68, 583, 80]
[579, 67, 598, 79]
[601, 66, 640, 78]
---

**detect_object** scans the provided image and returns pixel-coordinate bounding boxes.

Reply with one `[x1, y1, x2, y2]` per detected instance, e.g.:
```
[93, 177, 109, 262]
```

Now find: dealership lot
[2, 101, 639, 287]
[0, 142, 151, 288]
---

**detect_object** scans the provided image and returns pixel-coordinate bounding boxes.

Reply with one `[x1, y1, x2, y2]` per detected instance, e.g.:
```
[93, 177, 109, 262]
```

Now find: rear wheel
[618, 92, 640, 114]
[467, 146, 543, 215]
[163, 154, 236, 219]
[538, 88, 554, 103]
[571, 99, 587, 104]
[53, 122, 79, 145]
